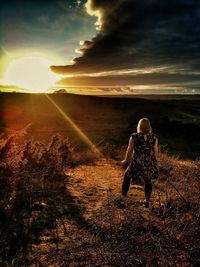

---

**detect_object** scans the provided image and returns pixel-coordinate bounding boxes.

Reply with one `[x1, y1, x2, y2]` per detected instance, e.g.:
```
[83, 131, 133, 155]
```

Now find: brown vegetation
[0, 133, 199, 266]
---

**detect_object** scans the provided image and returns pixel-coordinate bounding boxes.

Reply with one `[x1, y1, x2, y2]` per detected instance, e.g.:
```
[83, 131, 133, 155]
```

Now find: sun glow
[3, 56, 59, 92]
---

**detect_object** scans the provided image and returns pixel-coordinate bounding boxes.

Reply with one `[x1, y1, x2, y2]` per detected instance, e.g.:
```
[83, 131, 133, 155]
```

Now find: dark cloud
[58, 72, 200, 87]
[51, 0, 200, 75]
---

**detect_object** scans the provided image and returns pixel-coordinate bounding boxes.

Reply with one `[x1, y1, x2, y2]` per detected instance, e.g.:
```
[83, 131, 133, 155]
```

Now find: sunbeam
[45, 94, 101, 154]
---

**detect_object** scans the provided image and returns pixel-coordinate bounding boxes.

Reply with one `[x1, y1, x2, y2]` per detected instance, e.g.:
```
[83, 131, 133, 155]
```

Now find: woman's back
[131, 132, 157, 156]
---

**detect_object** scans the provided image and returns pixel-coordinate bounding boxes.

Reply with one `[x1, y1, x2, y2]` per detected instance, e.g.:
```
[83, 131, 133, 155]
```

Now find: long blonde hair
[137, 118, 152, 134]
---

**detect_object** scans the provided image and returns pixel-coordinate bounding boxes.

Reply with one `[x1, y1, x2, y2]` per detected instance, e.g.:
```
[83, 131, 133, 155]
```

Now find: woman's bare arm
[123, 137, 134, 162]
[154, 138, 159, 161]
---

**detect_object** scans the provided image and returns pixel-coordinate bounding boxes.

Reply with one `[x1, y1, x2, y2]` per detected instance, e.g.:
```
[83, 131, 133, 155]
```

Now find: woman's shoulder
[130, 132, 138, 139]
[130, 132, 158, 139]
[131, 132, 137, 137]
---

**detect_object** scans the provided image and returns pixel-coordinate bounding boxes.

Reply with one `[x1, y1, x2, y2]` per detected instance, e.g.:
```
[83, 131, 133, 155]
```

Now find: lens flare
[45, 94, 101, 154]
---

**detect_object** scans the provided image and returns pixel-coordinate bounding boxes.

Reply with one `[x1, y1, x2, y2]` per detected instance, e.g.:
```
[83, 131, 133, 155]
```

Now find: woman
[120, 118, 159, 208]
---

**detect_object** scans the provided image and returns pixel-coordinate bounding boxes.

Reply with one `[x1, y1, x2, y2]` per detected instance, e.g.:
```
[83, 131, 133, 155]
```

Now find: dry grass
[0, 134, 199, 266]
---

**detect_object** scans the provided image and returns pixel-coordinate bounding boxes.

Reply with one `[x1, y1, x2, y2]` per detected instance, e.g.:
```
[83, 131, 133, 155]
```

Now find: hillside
[1, 93, 200, 159]
[0, 131, 200, 267]
[0, 133, 199, 266]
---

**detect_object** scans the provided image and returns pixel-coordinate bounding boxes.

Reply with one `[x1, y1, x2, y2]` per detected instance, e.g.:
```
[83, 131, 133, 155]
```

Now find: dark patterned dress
[126, 132, 158, 182]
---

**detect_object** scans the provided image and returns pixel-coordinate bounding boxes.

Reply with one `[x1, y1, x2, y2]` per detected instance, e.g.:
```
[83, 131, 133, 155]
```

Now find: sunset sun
[3, 56, 59, 93]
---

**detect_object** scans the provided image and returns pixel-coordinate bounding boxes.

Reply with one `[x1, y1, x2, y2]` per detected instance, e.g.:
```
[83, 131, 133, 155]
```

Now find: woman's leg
[122, 171, 132, 197]
[144, 180, 152, 206]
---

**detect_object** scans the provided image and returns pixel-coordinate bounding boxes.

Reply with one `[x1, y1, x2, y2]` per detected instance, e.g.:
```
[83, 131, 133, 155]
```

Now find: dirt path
[29, 158, 168, 266]
[4, 155, 197, 266]
[65, 158, 154, 220]
[28, 157, 199, 266]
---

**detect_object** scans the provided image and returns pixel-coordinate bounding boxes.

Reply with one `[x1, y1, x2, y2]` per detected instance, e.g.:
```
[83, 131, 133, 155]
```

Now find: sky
[0, 0, 200, 94]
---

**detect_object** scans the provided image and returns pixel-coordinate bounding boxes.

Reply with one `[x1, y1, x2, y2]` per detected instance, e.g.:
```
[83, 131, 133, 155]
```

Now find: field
[1, 93, 200, 158]
[0, 93, 200, 266]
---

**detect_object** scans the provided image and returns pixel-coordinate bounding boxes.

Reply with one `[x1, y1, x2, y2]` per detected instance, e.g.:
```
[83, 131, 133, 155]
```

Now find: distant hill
[0, 92, 200, 159]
